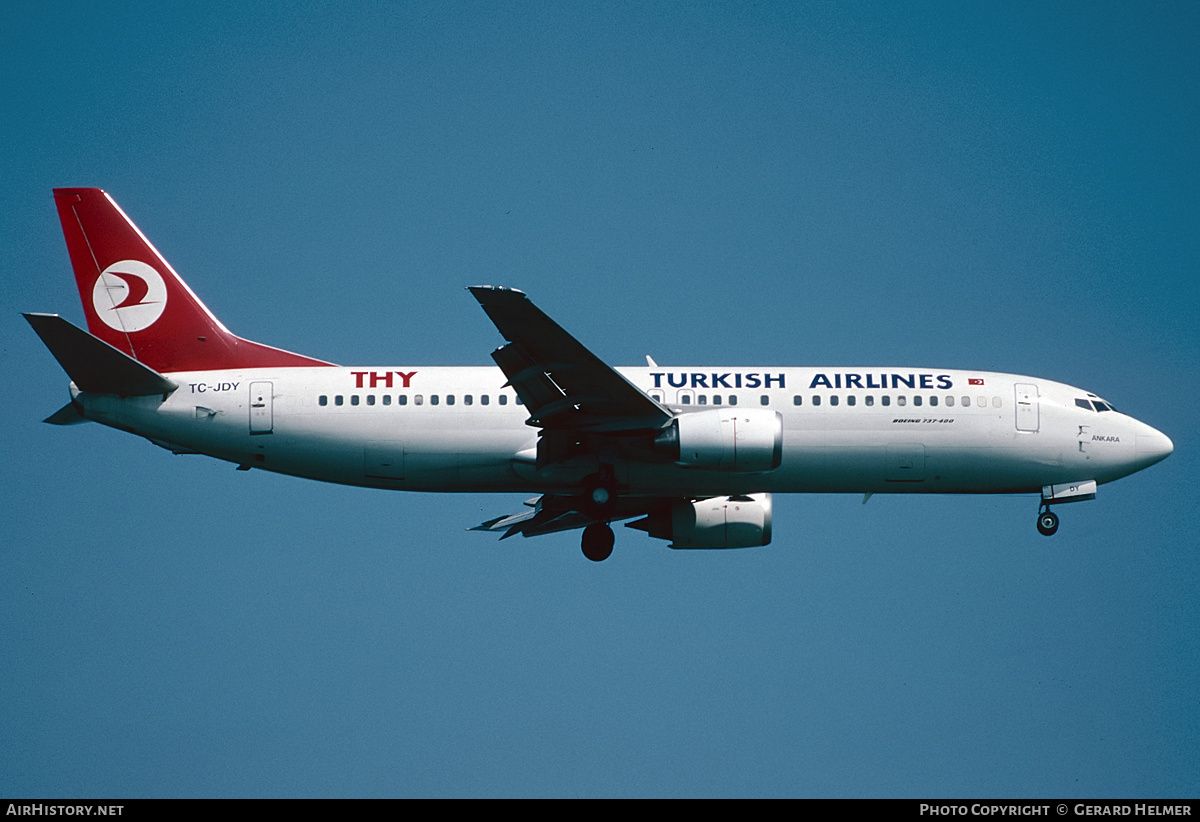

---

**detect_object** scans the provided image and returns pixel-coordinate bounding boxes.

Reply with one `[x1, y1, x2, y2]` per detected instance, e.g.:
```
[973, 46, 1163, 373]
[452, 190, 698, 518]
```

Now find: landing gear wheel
[1037, 509, 1059, 536]
[582, 472, 617, 519]
[582, 523, 615, 562]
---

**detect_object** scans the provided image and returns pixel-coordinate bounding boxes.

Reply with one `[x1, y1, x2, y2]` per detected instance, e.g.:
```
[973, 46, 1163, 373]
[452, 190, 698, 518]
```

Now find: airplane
[26, 188, 1173, 561]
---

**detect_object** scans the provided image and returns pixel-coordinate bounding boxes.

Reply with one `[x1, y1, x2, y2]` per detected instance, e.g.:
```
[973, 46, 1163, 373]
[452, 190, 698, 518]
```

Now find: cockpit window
[1075, 399, 1093, 411]
[1094, 401, 1112, 412]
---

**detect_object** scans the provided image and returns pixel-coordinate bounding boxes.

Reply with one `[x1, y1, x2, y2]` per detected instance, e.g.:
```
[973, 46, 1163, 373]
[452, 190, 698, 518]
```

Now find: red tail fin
[54, 188, 332, 372]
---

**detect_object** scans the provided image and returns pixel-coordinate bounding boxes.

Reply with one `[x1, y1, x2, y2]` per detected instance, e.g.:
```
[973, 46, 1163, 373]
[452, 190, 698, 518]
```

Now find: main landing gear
[582, 523, 615, 562]
[580, 469, 617, 561]
[1036, 503, 1059, 536]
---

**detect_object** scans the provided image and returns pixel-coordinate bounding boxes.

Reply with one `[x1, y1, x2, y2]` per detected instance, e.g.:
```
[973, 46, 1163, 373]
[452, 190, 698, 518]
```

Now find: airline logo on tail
[92, 259, 167, 332]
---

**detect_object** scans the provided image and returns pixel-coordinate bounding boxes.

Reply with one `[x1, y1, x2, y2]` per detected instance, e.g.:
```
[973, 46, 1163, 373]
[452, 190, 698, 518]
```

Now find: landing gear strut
[582, 470, 617, 519]
[1037, 504, 1059, 536]
[580, 467, 617, 560]
[582, 523, 614, 562]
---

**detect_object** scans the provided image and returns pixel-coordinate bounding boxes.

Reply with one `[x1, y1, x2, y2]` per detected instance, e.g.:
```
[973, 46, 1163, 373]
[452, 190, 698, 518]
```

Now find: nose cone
[1135, 425, 1174, 469]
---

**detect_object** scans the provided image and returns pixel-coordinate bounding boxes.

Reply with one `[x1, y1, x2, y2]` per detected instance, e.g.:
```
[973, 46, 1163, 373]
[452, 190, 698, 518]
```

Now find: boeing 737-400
[26, 188, 1174, 561]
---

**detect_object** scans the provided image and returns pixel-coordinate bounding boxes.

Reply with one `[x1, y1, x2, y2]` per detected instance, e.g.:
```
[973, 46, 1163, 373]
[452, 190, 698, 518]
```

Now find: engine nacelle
[629, 494, 773, 549]
[658, 408, 783, 472]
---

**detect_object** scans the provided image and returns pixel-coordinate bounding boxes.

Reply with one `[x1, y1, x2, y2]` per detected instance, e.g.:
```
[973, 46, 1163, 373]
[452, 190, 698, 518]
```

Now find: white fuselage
[70, 365, 1173, 499]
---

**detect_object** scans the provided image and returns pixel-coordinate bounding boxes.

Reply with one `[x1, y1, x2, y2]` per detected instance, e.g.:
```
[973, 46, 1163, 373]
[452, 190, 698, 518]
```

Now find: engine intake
[657, 408, 783, 472]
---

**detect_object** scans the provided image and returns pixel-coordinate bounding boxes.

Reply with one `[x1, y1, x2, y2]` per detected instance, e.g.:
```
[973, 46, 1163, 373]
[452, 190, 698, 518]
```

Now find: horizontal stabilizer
[44, 401, 89, 425]
[25, 313, 178, 396]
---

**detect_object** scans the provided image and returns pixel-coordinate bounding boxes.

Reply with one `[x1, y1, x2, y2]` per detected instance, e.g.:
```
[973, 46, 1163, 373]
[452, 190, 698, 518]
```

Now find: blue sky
[2, 1, 1197, 797]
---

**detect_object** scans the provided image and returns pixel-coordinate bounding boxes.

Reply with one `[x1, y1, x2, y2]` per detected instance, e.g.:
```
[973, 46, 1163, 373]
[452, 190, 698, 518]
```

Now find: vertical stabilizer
[53, 188, 332, 373]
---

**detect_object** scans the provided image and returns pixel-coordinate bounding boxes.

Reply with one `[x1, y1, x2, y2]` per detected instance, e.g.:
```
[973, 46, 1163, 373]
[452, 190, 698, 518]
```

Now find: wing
[470, 496, 595, 540]
[472, 494, 674, 540]
[468, 287, 683, 541]
[468, 286, 671, 432]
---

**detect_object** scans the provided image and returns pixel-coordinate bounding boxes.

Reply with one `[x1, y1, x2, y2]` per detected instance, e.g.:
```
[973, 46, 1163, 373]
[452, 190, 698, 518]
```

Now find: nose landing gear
[1037, 505, 1059, 536]
[1037, 481, 1095, 537]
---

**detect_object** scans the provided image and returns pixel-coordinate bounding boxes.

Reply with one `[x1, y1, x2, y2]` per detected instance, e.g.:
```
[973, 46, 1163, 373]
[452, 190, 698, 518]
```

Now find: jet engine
[656, 408, 783, 472]
[628, 494, 773, 549]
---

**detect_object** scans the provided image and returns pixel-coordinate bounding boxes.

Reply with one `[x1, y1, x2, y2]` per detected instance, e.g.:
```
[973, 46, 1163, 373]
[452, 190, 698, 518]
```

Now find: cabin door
[249, 381, 274, 434]
[1014, 383, 1040, 432]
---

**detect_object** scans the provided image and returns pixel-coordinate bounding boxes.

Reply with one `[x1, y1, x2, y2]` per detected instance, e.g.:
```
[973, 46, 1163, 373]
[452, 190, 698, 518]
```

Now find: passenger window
[431, 395, 439, 405]
[516, 396, 524, 405]
[383, 395, 391, 406]
[865, 395, 874, 407]
[366, 394, 375, 406]
[847, 395, 856, 406]
[897, 396, 907, 407]
[830, 395, 839, 406]
[319, 395, 328, 406]
[945, 396, 954, 407]
[481, 395, 489, 405]
[399, 395, 408, 406]
[464, 395, 473, 405]
[882, 395, 890, 407]
[414, 395, 424, 405]
[446, 395, 455, 406]
[913, 396, 922, 407]
[977, 395, 986, 407]
[335, 395, 344, 406]
[351, 395, 360, 406]
[499, 395, 507, 406]
[698, 395, 707, 405]
[713, 395, 721, 405]
[929, 396, 937, 407]
[728, 396, 737, 406]
[681, 395, 692, 405]
[812, 395, 821, 406]
[760, 395, 769, 406]
[793, 395, 803, 406]
[961, 396, 970, 407]
[992, 396, 1002, 408]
